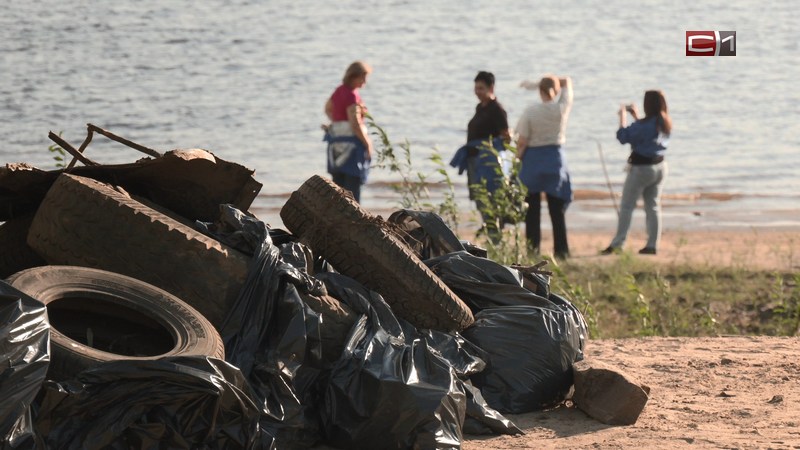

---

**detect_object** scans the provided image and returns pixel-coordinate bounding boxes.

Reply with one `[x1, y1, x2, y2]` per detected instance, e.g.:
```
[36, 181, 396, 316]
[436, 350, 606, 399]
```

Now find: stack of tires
[4, 173, 249, 380]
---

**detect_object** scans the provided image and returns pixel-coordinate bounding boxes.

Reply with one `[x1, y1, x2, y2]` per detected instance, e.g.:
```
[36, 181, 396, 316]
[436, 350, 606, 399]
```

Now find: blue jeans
[609, 162, 668, 250]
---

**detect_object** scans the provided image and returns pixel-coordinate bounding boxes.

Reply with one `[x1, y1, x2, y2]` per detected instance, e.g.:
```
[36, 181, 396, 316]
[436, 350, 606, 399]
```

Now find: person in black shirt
[451, 71, 510, 242]
[466, 71, 510, 198]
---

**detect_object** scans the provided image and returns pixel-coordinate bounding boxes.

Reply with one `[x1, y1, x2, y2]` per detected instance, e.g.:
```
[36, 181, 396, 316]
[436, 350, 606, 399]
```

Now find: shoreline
[253, 185, 800, 232]
[250, 182, 799, 271]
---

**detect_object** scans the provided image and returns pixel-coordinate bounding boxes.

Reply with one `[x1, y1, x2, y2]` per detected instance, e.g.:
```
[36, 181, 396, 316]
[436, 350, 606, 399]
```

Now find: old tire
[0, 214, 46, 279]
[26, 173, 250, 329]
[6, 265, 224, 380]
[280, 175, 474, 331]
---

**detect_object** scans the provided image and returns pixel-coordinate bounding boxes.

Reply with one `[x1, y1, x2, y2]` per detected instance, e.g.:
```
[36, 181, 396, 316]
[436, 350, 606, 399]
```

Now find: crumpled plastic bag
[426, 251, 551, 311]
[34, 357, 261, 449]
[317, 272, 468, 449]
[387, 209, 465, 260]
[462, 294, 587, 414]
[1, 281, 50, 449]
[211, 206, 328, 449]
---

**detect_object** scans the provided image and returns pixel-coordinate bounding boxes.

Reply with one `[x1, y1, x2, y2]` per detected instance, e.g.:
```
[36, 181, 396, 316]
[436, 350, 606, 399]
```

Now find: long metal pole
[596, 140, 619, 217]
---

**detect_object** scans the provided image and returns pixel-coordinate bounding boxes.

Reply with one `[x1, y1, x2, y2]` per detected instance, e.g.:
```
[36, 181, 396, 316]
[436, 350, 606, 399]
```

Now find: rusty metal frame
[48, 123, 163, 169]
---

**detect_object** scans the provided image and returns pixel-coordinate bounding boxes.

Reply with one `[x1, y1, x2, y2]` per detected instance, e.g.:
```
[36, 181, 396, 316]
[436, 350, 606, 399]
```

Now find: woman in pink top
[324, 61, 373, 202]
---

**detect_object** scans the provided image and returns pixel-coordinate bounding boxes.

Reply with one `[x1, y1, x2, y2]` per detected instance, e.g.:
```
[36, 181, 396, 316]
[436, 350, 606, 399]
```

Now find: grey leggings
[609, 162, 668, 249]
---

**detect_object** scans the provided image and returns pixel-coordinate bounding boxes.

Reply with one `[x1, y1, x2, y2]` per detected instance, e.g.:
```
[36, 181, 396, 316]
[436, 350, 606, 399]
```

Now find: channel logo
[686, 31, 736, 56]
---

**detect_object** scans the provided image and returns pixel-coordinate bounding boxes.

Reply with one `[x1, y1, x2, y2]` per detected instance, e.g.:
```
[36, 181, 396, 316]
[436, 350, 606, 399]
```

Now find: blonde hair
[539, 75, 560, 100]
[342, 61, 372, 86]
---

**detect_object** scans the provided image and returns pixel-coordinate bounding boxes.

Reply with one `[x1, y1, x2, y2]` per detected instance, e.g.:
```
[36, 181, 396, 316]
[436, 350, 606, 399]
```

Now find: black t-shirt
[467, 98, 509, 143]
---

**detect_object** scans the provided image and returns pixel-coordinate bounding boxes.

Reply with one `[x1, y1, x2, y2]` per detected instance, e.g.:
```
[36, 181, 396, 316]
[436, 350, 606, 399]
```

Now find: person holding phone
[601, 90, 672, 255]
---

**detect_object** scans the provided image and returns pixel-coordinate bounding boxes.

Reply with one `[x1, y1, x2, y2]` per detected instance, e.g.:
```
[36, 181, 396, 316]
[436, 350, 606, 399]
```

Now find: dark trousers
[526, 193, 569, 257]
[332, 172, 362, 202]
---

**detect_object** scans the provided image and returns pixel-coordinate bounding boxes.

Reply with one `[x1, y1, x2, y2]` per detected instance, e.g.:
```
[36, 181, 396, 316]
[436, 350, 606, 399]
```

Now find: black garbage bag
[34, 357, 260, 449]
[387, 209, 465, 260]
[317, 272, 469, 449]
[462, 383, 524, 436]
[426, 251, 551, 311]
[214, 207, 328, 449]
[421, 330, 523, 438]
[462, 294, 588, 414]
[386, 209, 493, 260]
[1, 281, 49, 450]
[204, 205, 522, 447]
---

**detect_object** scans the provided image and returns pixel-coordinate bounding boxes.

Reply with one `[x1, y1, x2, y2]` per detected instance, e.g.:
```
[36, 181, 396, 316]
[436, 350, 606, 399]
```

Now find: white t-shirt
[515, 85, 573, 148]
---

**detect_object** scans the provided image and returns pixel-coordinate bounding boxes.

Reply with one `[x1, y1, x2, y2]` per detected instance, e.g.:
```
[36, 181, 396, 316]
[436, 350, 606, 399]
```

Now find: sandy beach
[531, 228, 799, 272]
[464, 336, 800, 450]
[390, 193, 799, 448]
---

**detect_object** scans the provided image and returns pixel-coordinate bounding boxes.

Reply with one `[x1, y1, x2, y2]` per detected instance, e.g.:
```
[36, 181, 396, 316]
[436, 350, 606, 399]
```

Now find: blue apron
[519, 144, 572, 205]
[449, 137, 505, 195]
[325, 126, 370, 184]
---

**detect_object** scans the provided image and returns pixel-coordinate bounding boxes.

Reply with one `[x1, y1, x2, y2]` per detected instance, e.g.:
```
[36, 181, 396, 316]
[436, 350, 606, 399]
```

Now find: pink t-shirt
[329, 84, 361, 121]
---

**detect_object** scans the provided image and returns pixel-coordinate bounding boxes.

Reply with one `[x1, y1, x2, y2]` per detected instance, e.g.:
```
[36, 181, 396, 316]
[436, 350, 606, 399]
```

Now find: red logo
[686, 31, 736, 56]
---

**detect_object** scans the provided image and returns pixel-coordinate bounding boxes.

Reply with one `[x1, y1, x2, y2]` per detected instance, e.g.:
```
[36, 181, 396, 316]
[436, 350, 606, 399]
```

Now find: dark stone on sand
[572, 359, 650, 426]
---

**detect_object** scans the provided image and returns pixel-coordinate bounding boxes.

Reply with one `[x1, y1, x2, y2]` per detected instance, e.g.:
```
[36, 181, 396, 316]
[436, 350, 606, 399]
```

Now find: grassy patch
[549, 256, 800, 338]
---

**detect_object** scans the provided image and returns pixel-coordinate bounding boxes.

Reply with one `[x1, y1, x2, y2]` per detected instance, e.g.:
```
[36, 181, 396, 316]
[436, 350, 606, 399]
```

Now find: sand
[457, 225, 799, 448]
[545, 228, 799, 272]
[464, 336, 800, 450]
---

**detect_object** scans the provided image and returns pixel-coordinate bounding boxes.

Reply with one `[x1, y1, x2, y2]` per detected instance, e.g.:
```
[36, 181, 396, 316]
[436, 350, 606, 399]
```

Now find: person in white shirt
[515, 75, 574, 259]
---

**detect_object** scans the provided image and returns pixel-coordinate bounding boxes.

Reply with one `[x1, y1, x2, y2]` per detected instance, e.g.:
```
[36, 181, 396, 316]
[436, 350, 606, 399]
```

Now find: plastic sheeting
[387, 209, 465, 260]
[34, 357, 261, 449]
[462, 294, 588, 414]
[0, 281, 49, 450]
[463, 383, 523, 436]
[211, 206, 328, 449]
[317, 272, 468, 449]
[426, 251, 552, 311]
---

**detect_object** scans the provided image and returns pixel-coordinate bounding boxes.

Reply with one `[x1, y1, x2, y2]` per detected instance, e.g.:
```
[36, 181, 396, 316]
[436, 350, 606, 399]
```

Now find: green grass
[548, 256, 800, 338]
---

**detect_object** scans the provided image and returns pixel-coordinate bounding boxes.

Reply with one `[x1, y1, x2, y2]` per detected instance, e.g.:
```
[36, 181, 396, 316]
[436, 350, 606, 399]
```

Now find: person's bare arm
[516, 135, 528, 159]
[618, 104, 628, 128]
[347, 104, 373, 160]
[626, 103, 640, 121]
[498, 127, 511, 144]
[557, 76, 573, 107]
[324, 98, 334, 121]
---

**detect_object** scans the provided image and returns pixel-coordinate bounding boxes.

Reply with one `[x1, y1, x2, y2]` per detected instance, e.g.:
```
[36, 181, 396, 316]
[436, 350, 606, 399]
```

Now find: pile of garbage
[1, 125, 625, 449]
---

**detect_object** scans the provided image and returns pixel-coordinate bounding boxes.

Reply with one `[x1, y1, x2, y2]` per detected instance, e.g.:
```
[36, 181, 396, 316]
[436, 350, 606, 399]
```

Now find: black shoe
[600, 246, 619, 255]
[554, 251, 570, 260]
[638, 247, 657, 255]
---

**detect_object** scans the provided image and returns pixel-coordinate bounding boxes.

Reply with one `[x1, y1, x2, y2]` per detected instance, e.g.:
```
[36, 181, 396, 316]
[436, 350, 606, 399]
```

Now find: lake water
[2, 0, 798, 231]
